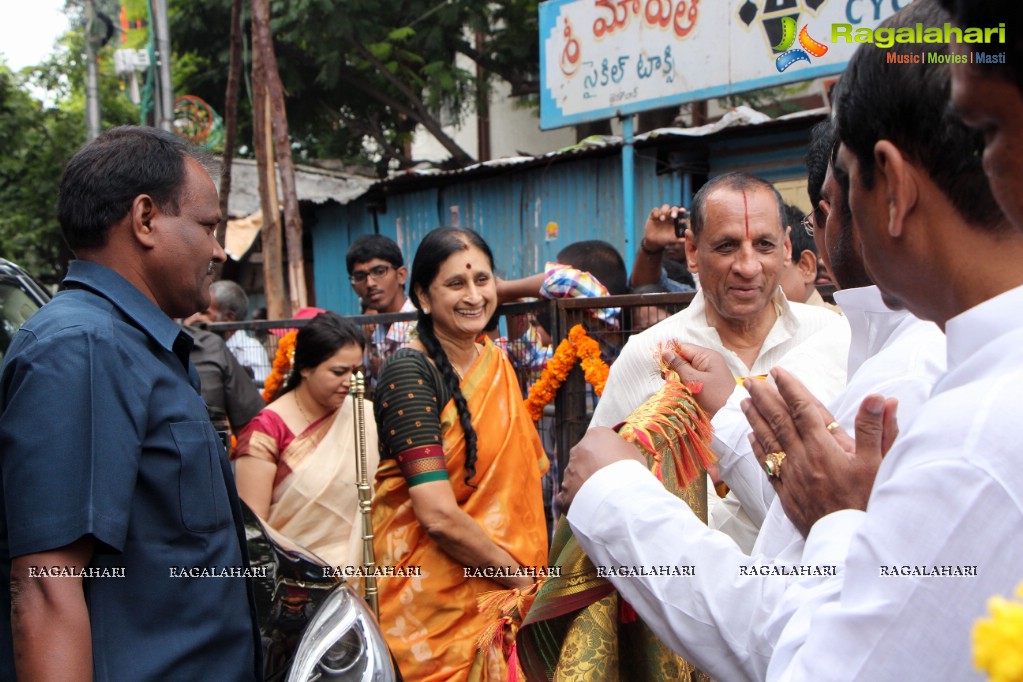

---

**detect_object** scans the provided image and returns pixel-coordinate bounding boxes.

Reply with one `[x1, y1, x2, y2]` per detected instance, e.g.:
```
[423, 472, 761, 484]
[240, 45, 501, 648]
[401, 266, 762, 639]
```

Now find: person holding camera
[629, 203, 697, 292]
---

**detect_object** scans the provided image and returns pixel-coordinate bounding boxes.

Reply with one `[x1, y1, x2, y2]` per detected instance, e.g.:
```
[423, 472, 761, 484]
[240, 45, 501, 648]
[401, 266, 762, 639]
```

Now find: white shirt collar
[689, 287, 792, 330]
[833, 285, 920, 377]
[944, 283, 1023, 370]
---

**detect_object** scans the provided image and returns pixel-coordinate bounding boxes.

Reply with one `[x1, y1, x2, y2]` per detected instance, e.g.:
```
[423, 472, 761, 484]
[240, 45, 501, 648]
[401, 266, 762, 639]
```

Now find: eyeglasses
[800, 212, 815, 237]
[350, 264, 396, 284]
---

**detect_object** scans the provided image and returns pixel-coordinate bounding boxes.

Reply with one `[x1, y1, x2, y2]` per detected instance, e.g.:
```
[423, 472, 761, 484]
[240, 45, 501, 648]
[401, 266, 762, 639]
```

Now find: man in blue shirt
[0, 127, 261, 680]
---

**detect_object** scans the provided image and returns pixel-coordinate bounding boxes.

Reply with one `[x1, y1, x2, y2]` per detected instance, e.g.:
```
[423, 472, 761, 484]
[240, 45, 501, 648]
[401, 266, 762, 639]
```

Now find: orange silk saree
[372, 340, 550, 681]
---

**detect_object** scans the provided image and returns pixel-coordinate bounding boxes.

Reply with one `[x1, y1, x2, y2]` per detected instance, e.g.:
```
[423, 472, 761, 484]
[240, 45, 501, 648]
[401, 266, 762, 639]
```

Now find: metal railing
[195, 294, 705, 471]
[197, 286, 837, 533]
[196, 286, 837, 475]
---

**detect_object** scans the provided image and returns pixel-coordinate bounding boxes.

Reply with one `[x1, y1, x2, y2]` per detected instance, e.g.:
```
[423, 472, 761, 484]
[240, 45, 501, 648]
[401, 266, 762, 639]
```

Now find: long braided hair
[408, 227, 495, 486]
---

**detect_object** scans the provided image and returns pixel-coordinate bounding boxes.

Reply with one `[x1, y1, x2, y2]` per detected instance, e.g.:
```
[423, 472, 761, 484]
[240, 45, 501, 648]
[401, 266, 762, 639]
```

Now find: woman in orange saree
[372, 228, 549, 681]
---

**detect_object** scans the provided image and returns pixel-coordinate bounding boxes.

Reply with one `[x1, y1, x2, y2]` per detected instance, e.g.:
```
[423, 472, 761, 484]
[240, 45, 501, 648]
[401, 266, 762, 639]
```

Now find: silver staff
[352, 370, 379, 618]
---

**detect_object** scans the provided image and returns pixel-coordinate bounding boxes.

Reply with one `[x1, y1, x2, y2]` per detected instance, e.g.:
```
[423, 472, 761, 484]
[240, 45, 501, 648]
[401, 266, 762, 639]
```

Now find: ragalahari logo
[773, 17, 829, 72]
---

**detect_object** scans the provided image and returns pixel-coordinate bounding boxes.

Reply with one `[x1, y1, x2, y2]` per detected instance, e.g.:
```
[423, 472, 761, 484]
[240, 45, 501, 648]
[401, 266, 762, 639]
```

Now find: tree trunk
[252, 0, 307, 312]
[251, 17, 288, 320]
[215, 0, 244, 252]
[474, 31, 490, 163]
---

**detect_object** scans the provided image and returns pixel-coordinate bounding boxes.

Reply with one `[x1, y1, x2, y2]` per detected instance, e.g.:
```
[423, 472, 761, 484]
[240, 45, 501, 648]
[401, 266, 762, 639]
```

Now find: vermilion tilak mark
[742, 190, 750, 239]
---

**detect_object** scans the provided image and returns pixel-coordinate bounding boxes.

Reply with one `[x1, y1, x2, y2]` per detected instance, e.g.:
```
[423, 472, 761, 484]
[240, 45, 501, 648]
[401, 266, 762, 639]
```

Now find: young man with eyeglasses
[778, 204, 838, 313]
[345, 235, 417, 373]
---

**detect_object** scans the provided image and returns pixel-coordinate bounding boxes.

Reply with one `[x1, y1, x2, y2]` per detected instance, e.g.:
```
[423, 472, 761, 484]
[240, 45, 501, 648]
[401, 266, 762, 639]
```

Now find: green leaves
[168, 0, 540, 169]
[367, 42, 392, 62]
[388, 26, 415, 43]
[0, 21, 138, 281]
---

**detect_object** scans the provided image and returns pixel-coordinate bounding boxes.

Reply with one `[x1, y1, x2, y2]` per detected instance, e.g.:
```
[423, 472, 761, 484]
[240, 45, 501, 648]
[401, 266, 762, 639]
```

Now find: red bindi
[465, 263, 472, 269]
[742, 190, 750, 239]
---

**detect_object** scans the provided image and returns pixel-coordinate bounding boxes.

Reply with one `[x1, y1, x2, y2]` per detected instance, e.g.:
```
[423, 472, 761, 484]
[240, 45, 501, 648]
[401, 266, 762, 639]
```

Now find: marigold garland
[262, 331, 298, 402]
[523, 325, 609, 422]
[974, 581, 1023, 682]
[571, 324, 609, 397]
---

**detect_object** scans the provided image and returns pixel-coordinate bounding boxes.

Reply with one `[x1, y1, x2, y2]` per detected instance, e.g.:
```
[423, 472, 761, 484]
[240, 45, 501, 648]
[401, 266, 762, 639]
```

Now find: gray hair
[210, 280, 249, 320]
[690, 172, 786, 241]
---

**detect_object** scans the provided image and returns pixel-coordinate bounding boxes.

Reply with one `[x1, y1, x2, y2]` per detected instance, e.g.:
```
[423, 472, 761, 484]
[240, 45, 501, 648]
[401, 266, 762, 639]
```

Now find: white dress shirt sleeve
[709, 315, 853, 530]
[569, 460, 811, 682]
[707, 491, 759, 554]
[767, 456, 1023, 682]
[711, 386, 777, 527]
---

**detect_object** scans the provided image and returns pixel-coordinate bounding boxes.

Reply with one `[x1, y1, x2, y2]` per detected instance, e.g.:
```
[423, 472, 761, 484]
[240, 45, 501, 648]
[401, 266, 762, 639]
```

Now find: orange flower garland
[523, 325, 609, 422]
[262, 331, 298, 402]
[524, 337, 575, 421]
[571, 324, 609, 397]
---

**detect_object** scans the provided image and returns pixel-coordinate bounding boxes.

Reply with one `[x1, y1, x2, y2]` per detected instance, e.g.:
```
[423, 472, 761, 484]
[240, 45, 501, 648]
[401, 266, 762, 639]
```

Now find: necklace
[294, 391, 317, 424]
[453, 342, 481, 381]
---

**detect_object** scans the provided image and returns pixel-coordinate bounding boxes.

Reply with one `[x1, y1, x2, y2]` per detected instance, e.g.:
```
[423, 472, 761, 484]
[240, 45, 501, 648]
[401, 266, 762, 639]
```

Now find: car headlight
[286, 583, 395, 681]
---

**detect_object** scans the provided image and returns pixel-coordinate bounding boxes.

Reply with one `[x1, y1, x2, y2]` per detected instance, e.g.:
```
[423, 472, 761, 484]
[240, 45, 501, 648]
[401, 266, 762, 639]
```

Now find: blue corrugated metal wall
[710, 128, 811, 181]
[310, 127, 809, 315]
[310, 202, 358, 311]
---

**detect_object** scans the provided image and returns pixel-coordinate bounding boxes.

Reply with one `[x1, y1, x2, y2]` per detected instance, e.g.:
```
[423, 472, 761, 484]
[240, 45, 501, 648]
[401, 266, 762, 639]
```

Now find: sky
[0, 0, 71, 71]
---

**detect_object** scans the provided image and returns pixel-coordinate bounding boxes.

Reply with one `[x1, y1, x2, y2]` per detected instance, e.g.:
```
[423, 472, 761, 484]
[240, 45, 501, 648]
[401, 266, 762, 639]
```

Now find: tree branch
[454, 41, 539, 97]
[340, 34, 476, 167]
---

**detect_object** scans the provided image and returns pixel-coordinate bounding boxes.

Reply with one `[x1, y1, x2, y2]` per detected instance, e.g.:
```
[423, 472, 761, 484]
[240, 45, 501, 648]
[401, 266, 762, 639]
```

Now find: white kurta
[768, 284, 1023, 681]
[568, 285, 946, 682]
[226, 329, 271, 383]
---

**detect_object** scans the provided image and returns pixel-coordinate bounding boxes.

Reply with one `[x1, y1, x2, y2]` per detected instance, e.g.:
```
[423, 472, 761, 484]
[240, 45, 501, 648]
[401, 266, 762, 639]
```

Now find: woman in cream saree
[234, 312, 378, 569]
[235, 394, 378, 568]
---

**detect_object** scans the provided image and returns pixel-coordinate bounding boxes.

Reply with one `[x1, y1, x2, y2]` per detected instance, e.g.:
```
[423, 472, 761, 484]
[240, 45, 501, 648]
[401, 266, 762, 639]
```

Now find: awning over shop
[224, 158, 374, 218]
[224, 211, 262, 261]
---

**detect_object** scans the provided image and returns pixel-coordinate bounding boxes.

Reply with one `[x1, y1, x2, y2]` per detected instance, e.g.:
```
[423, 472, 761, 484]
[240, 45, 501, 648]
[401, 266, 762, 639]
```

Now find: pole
[251, 20, 287, 320]
[352, 371, 379, 618]
[621, 114, 636, 279]
[215, 0, 244, 250]
[251, 0, 307, 312]
[84, 0, 102, 141]
[152, 0, 174, 132]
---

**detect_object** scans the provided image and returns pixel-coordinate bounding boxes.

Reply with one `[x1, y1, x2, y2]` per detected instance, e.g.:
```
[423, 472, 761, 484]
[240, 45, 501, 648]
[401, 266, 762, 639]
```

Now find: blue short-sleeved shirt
[0, 261, 261, 681]
[658, 267, 697, 293]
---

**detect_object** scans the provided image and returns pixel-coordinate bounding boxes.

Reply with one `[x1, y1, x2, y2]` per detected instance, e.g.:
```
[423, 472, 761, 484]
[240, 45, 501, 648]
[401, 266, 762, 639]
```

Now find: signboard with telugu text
[539, 0, 911, 129]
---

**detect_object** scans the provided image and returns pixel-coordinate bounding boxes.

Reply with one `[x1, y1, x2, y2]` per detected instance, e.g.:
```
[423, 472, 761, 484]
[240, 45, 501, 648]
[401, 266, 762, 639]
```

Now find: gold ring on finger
[826, 421, 841, 432]
[764, 451, 786, 478]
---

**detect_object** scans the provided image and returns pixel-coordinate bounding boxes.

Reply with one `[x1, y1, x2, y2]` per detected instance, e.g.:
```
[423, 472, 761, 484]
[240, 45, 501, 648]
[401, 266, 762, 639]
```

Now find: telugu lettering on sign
[539, 0, 906, 130]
